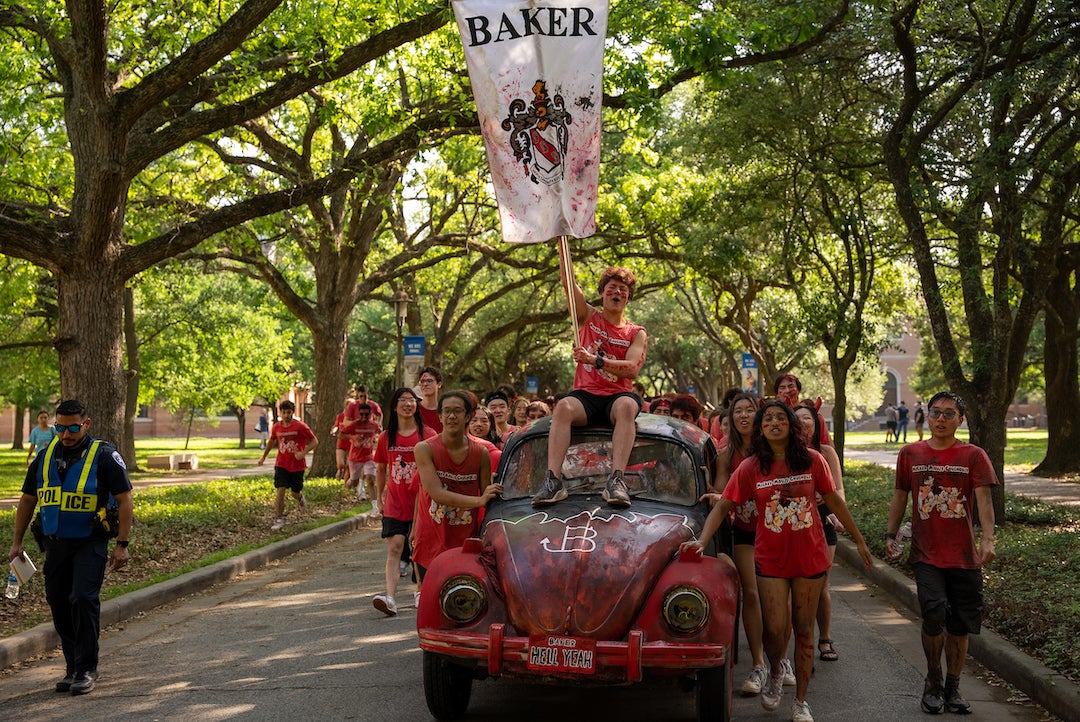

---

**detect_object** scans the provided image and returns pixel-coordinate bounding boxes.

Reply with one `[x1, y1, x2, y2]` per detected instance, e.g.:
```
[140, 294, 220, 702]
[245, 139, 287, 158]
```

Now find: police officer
[8, 399, 133, 696]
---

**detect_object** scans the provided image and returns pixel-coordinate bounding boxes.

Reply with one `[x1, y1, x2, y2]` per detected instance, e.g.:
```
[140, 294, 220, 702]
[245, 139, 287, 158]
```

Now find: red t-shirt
[723, 450, 836, 577]
[419, 404, 442, 433]
[723, 448, 756, 533]
[573, 310, 646, 395]
[895, 440, 998, 569]
[269, 420, 316, 473]
[411, 436, 486, 570]
[334, 412, 352, 450]
[375, 426, 437, 521]
[471, 436, 502, 473]
[340, 418, 381, 463]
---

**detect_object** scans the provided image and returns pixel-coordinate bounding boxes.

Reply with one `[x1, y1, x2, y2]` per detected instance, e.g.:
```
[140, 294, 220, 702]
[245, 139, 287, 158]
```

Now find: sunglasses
[54, 422, 85, 434]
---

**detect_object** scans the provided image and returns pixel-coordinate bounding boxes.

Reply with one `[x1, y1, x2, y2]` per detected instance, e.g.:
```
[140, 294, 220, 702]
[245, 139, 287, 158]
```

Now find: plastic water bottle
[5, 570, 18, 599]
[890, 521, 913, 559]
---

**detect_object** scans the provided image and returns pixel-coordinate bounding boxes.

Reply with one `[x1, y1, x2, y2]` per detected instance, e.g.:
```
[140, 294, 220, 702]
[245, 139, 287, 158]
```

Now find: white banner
[452, 0, 608, 244]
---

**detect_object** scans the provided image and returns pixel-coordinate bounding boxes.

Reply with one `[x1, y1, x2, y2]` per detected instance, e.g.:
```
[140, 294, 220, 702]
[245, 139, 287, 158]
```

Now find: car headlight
[662, 584, 709, 634]
[440, 575, 486, 624]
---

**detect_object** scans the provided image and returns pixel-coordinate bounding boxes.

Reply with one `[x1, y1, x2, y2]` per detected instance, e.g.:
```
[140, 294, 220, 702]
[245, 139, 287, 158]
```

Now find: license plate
[527, 635, 597, 674]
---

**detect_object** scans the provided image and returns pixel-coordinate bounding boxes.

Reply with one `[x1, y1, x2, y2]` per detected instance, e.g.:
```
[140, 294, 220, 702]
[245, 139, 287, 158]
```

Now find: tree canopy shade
[0, 0, 855, 460]
[0, 0, 458, 452]
[880, 0, 1079, 515]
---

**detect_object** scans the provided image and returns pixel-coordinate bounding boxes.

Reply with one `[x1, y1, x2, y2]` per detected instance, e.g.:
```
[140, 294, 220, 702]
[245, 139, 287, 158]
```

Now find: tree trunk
[11, 405, 25, 450]
[122, 285, 141, 470]
[56, 267, 128, 452]
[235, 407, 248, 450]
[964, 400, 1007, 523]
[308, 318, 350, 478]
[1033, 257, 1080, 475]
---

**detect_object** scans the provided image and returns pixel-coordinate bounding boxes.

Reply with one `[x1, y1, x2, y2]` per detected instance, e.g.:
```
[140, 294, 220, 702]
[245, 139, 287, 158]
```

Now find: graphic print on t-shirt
[759, 473, 816, 533]
[762, 489, 814, 532]
[917, 475, 969, 520]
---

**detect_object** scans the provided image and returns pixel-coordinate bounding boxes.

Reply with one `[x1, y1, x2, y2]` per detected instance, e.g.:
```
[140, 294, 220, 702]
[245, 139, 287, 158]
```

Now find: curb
[835, 538, 1080, 722]
[0, 511, 376, 671]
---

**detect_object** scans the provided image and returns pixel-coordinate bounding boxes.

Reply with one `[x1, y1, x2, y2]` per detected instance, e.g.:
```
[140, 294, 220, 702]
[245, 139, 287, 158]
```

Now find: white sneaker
[399, 560, 409, 577]
[741, 664, 768, 696]
[792, 699, 814, 722]
[373, 594, 397, 617]
[414, 591, 421, 608]
[761, 673, 784, 711]
[270, 517, 284, 531]
[780, 657, 796, 686]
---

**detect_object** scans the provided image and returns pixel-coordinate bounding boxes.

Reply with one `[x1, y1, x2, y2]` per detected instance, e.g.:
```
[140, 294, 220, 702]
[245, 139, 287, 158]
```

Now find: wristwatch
[116, 540, 130, 548]
[594, 350, 605, 370]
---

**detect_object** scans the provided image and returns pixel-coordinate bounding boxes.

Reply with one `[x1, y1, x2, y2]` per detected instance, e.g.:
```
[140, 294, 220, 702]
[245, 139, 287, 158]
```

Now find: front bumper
[418, 624, 727, 681]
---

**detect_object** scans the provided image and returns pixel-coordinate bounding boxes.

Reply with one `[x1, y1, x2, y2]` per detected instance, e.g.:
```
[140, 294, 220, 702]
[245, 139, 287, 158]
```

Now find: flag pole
[558, 235, 580, 345]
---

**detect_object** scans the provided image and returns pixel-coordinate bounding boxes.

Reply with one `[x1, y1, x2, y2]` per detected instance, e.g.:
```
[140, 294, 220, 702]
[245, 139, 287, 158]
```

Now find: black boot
[943, 674, 971, 714]
[921, 670, 944, 714]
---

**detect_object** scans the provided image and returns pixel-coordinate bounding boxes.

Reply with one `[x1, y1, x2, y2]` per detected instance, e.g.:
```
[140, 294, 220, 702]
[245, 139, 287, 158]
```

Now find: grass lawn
[0, 436, 260, 499]
[842, 428, 1050, 472]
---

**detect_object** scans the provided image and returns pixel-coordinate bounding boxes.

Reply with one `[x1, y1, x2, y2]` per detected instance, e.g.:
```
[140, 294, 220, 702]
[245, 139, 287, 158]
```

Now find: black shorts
[733, 526, 756, 547]
[273, 467, 305, 493]
[913, 562, 984, 635]
[381, 516, 412, 539]
[567, 389, 642, 427]
[817, 503, 838, 546]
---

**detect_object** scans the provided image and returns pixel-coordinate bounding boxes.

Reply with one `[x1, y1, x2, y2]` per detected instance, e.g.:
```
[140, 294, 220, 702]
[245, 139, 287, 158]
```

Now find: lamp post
[393, 290, 411, 389]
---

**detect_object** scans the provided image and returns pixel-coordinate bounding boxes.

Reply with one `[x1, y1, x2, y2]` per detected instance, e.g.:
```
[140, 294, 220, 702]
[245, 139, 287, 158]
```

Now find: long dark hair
[749, 399, 812, 474]
[724, 392, 760, 455]
[795, 402, 824, 451]
[386, 387, 424, 447]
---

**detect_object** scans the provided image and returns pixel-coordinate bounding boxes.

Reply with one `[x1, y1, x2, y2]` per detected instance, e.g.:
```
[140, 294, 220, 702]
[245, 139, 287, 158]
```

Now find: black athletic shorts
[817, 503, 838, 546]
[273, 467, 305, 493]
[733, 526, 756, 547]
[567, 389, 643, 427]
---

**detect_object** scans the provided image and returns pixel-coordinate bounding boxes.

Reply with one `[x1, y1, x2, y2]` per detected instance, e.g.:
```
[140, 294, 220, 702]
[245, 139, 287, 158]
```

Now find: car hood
[482, 499, 698, 638]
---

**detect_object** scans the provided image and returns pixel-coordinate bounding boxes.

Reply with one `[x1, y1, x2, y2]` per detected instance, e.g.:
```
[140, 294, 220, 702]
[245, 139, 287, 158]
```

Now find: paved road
[0, 522, 1052, 722]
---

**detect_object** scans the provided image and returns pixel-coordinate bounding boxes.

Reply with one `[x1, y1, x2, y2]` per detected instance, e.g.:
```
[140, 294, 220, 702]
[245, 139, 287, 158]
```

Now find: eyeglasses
[440, 408, 467, 418]
[54, 422, 85, 434]
[928, 409, 958, 419]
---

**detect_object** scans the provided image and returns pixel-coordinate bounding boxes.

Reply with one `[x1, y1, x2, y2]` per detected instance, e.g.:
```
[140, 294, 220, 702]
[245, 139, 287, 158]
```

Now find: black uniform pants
[43, 537, 108, 675]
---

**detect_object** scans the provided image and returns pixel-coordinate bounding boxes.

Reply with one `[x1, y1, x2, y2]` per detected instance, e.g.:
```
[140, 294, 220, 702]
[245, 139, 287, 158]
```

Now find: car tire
[423, 651, 473, 720]
[695, 651, 733, 722]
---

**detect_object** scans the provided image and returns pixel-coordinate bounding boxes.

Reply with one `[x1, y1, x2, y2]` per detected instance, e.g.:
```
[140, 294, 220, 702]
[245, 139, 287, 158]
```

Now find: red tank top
[412, 436, 485, 569]
[573, 310, 646, 395]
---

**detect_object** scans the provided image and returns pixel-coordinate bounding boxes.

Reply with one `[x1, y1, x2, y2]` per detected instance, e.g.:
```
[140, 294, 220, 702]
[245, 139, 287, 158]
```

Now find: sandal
[818, 639, 838, 662]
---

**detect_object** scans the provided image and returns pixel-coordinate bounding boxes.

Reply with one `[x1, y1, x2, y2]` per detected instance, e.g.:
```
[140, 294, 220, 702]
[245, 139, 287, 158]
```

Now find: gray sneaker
[532, 470, 567, 507]
[603, 470, 631, 507]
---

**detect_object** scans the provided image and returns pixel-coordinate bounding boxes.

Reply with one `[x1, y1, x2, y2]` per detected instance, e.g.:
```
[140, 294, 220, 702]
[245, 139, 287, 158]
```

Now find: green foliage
[134, 264, 293, 416]
[0, 257, 59, 410]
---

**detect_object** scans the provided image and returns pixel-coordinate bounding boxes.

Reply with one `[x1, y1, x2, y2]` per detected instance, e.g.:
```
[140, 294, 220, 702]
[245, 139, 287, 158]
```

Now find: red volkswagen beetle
[417, 414, 739, 721]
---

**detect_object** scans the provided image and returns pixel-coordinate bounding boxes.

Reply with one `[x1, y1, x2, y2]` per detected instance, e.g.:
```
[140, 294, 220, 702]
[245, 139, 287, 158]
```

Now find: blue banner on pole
[741, 353, 758, 394]
[526, 377, 539, 394]
[404, 335, 426, 357]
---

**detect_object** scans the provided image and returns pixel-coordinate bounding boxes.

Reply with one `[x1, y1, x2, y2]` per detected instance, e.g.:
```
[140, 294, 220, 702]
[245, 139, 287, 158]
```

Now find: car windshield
[499, 432, 700, 505]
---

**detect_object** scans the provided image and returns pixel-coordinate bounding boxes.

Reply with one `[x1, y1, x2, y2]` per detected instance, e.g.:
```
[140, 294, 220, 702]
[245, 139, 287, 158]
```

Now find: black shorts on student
[567, 389, 643, 427]
[273, 467, 305, 493]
